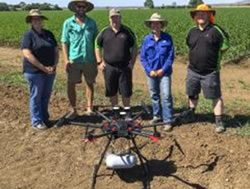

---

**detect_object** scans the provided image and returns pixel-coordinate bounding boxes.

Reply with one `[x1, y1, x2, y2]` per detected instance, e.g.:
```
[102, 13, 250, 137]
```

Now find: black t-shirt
[186, 24, 223, 75]
[96, 25, 135, 67]
[21, 28, 57, 74]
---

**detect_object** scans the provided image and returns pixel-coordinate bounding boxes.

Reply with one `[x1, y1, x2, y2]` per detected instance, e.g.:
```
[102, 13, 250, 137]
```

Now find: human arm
[140, 37, 153, 76]
[95, 29, 106, 71]
[160, 36, 175, 76]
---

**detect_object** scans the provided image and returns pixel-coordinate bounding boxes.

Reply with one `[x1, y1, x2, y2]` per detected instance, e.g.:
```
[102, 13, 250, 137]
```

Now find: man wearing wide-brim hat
[140, 13, 175, 132]
[61, 0, 98, 118]
[181, 4, 230, 133]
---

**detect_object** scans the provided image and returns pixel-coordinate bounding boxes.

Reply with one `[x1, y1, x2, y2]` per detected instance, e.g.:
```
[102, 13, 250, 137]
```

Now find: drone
[54, 103, 169, 189]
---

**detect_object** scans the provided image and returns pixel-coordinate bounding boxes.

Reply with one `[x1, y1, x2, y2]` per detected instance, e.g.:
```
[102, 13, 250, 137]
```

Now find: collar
[108, 24, 125, 33]
[71, 15, 88, 23]
[31, 27, 45, 36]
[149, 31, 164, 41]
[196, 23, 213, 31]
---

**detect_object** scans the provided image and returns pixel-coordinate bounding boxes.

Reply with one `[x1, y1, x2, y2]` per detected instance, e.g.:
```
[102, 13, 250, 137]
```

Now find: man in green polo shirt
[61, 0, 98, 118]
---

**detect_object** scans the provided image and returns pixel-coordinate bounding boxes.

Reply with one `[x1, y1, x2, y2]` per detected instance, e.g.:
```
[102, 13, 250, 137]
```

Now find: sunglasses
[76, 5, 86, 9]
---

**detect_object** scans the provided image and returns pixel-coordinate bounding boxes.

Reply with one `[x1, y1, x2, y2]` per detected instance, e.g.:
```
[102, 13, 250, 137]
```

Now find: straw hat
[190, 4, 216, 18]
[144, 13, 167, 28]
[109, 8, 121, 17]
[25, 9, 48, 23]
[68, 0, 94, 12]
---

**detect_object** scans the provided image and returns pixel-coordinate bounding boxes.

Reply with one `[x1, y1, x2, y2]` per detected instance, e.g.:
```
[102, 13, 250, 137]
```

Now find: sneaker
[163, 124, 173, 132]
[66, 111, 78, 120]
[178, 109, 196, 124]
[215, 121, 226, 133]
[150, 116, 162, 124]
[32, 123, 47, 130]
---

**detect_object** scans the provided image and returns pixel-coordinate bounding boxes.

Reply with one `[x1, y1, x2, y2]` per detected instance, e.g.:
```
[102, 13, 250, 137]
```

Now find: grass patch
[0, 71, 26, 86]
[236, 122, 250, 136]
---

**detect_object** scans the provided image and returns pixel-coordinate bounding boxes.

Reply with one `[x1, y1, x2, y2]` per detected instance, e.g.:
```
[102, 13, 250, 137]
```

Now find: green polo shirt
[61, 15, 97, 64]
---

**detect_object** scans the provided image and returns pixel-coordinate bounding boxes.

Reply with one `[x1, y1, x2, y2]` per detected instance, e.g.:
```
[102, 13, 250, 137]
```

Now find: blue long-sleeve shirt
[140, 32, 174, 76]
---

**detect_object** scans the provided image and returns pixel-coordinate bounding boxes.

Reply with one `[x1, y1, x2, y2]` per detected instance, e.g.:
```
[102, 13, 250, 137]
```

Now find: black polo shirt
[186, 24, 224, 75]
[21, 28, 57, 74]
[96, 25, 136, 67]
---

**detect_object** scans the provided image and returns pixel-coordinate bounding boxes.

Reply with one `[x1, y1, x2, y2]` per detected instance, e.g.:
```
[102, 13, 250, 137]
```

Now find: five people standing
[22, 2, 229, 134]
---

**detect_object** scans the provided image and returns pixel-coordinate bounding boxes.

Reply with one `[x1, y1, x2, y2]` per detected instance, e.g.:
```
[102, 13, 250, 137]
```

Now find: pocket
[159, 42, 171, 54]
[145, 44, 156, 58]
[207, 71, 220, 89]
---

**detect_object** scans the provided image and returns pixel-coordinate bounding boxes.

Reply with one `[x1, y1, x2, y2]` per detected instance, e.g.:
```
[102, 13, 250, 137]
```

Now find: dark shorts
[186, 68, 221, 99]
[67, 62, 97, 84]
[103, 64, 132, 98]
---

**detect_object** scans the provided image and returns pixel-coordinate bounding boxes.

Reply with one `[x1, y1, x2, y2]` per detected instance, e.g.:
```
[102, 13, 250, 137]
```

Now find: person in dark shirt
[95, 8, 137, 108]
[182, 4, 229, 133]
[21, 9, 59, 130]
[140, 13, 175, 131]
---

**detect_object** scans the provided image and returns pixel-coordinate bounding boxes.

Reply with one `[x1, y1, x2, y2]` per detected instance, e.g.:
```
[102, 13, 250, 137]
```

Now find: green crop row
[0, 8, 249, 63]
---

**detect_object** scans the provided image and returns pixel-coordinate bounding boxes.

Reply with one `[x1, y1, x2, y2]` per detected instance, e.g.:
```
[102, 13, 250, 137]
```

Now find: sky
[2, 0, 240, 7]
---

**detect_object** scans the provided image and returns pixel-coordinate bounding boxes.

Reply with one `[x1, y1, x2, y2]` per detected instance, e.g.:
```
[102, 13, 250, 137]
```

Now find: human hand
[98, 61, 106, 71]
[156, 69, 164, 77]
[64, 62, 71, 72]
[150, 71, 157, 77]
[44, 66, 55, 74]
[128, 61, 134, 70]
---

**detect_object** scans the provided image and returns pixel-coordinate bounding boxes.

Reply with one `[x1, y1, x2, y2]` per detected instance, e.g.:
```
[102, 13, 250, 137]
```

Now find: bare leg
[213, 98, 225, 133]
[213, 98, 224, 116]
[110, 95, 118, 107]
[122, 96, 130, 107]
[86, 82, 94, 112]
[189, 98, 198, 109]
[67, 82, 77, 112]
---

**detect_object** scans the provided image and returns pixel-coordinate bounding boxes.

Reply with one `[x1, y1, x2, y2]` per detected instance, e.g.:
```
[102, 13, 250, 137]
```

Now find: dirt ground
[0, 47, 250, 189]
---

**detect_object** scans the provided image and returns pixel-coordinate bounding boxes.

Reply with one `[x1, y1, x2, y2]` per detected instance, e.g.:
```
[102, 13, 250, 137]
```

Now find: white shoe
[163, 124, 173, 132]
[32, 123, 47, 130]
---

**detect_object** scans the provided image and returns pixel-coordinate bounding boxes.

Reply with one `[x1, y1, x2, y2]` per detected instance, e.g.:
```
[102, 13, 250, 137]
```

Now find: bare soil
[0, 47, 250, 189]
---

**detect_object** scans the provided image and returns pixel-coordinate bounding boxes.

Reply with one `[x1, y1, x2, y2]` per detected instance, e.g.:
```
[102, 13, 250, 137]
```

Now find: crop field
[0, 8, 249, 63]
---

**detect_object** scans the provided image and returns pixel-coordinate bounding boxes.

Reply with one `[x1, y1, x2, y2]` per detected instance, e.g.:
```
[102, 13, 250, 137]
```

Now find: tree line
[144, 0, 204, 8]
[0, 2, 62, 11]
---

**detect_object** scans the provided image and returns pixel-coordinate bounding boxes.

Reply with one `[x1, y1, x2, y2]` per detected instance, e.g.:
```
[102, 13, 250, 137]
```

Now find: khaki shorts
[67, 62, 97, 84]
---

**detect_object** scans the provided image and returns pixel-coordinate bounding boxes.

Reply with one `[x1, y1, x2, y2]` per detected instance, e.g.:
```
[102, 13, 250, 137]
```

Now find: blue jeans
[147, 75, 173, 123]
[24, 73, 55, 126]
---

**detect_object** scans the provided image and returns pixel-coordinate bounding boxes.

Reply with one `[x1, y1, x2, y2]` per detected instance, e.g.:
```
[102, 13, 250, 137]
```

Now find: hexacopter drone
[54, 103, 168, 189]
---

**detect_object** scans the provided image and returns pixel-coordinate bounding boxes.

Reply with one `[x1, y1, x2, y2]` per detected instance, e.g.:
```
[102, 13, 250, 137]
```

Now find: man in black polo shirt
[182, 4, 229, 133]
[95, 8, 137, 107]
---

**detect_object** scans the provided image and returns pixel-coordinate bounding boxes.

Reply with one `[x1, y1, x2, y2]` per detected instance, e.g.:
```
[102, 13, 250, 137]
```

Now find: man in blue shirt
[140, 13, 175, 131]
[61, 0, 98, 118]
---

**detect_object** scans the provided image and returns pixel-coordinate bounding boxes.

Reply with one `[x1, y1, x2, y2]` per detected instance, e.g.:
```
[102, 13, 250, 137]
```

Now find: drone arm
[96, 111, 112, 122]
[142, 122, 166, 128]
[82, 132, 113, 142]
[69, 121, 103, 129]
[131, 130, 159, 142]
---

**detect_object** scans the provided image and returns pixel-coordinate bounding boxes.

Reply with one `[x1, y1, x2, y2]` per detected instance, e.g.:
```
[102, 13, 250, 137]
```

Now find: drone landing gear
[91, 137, 150, 189]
